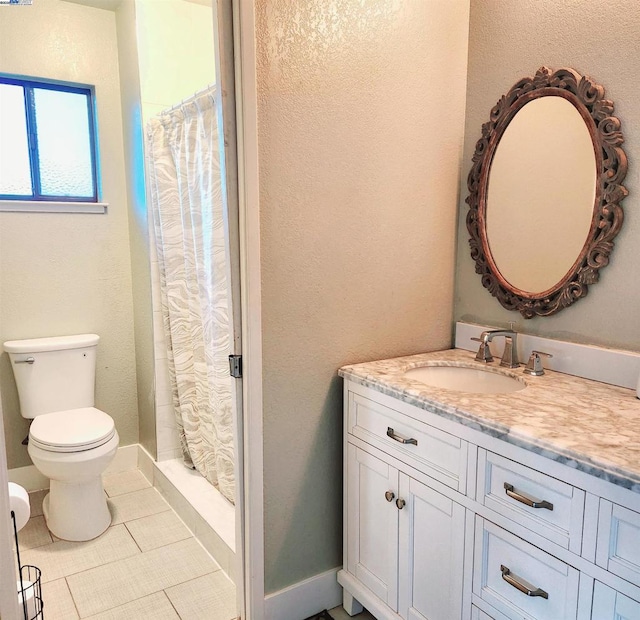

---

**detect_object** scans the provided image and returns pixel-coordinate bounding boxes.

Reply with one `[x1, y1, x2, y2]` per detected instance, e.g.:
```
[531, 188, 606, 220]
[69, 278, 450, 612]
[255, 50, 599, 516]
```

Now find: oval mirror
[466, 67, 628, 318]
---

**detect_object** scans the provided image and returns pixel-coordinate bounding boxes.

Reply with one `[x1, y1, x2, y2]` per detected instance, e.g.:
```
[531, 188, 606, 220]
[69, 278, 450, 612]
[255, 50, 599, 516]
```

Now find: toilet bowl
[4, 334, 119, 542]
[28, 407, 119, 541]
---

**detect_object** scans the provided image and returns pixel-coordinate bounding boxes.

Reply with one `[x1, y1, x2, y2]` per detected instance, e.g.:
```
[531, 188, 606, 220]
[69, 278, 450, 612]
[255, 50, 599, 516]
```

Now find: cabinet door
[591, 581, 640, 620]
[347, 444, 400, 611]
[596, 500, 640, 588]
[398, 473, 465, 620]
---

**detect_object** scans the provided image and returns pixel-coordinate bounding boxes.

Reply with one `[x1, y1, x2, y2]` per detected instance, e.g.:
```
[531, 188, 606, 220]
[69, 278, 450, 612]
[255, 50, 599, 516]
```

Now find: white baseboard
[7, 463, 49, 491]
[137, 444, 155, 485]
[105, 444, 139, 474]
[8, 444, 139, 491]
[264, 568, 342, 620]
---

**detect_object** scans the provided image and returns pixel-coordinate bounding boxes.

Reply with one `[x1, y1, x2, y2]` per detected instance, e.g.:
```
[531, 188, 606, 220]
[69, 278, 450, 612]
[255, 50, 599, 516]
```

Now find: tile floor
[16, 471, 236, 620]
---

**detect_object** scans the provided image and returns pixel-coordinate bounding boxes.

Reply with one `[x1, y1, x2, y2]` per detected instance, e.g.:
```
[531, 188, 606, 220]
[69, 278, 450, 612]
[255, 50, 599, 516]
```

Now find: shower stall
[147, 85, 235, 504]
[125, 0, 241, 590]
[145, 84, 237, 572]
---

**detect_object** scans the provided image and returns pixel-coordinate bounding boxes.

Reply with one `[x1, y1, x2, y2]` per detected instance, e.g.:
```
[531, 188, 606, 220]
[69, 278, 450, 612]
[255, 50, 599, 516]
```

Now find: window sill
[0, 200, 108, 214]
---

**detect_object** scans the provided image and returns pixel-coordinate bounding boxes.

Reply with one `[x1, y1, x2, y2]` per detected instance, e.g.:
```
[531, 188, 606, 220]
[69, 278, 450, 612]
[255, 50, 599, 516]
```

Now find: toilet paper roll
[8, 483, 30, 532]
[17, 580, 37, 619]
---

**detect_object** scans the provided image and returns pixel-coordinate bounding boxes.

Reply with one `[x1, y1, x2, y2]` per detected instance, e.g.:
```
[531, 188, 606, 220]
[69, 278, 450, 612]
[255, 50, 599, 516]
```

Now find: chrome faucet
[473, 329, 520, 368]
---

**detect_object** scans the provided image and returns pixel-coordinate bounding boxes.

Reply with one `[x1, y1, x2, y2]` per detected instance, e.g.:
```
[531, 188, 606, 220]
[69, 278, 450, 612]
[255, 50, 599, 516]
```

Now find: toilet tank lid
[4, 334, 99, 354]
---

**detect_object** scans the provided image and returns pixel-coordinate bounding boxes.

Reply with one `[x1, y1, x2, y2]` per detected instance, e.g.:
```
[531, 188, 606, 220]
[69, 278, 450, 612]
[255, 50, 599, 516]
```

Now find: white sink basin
[404, 365, 525, 394]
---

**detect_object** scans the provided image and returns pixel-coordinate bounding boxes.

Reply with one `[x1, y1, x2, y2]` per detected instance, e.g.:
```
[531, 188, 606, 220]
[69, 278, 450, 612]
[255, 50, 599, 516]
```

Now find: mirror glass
[466, 66, 627, 318]
[485, 96, 596, 294]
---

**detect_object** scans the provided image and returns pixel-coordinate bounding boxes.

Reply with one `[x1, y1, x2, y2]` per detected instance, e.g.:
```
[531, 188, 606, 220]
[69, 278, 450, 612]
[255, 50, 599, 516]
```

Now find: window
[0, 75, 99, 203]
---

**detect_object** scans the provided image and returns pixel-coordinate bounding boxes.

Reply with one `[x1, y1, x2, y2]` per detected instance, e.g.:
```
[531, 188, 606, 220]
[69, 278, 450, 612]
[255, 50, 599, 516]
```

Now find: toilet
[4, 334, 119, 541]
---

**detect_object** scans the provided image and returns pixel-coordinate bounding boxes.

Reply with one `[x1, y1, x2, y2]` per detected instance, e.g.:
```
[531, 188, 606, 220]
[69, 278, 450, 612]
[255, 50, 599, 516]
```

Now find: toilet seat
[29, 407, 116, 453]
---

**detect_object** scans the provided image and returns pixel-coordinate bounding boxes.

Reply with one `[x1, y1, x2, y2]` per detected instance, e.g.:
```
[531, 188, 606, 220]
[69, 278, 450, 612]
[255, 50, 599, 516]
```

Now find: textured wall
[256, 0, 470, 593]
[0, 0, 139, 468]
[115, 0, 157, 459]
[455, 0, 640, 350]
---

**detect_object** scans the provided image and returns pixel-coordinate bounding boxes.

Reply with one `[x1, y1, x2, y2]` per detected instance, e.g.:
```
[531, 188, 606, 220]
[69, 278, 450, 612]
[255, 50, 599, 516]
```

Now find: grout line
[172, 568, 220, 588]
[103, 482, 155, 500]
[64, 576, 82, 619]
[122, 521, 144, 554]
[121, 519, 193, 554]
[163, 589, 183, 619]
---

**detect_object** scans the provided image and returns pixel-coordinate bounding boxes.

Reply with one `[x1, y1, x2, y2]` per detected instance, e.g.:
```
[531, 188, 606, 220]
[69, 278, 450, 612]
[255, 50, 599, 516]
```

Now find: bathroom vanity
[338, 348, 640, 620]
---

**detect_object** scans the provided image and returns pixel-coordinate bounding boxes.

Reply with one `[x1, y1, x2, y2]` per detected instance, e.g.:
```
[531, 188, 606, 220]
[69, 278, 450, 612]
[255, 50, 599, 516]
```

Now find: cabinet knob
[396, 498, 406, 510]
[385, 491, 395, 502]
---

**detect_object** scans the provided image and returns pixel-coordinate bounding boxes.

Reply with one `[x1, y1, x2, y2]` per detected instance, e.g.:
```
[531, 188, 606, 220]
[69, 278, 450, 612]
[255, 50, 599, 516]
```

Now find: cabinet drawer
[596, 500, 640, 588]
[477, 450, 585, 552]
[348, 392, 467, 491]
[473, 517, 579, 620]
[471, 606, 493, 620]
[471, 605, 509, 620]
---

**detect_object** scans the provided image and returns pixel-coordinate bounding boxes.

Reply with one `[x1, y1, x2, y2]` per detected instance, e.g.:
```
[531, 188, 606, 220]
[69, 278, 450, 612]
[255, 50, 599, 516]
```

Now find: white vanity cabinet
[341, 386, 467, 620]
[338, 379, 640, 620]
[346, 445, 466, 620]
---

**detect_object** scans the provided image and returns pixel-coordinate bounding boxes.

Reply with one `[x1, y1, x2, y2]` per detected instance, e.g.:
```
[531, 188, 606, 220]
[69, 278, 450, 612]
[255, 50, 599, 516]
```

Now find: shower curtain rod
[163, 83, 217, 114]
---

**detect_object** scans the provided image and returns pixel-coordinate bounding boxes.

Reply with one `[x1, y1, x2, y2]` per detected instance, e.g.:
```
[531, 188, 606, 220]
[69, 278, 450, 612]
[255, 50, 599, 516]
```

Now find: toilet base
[43, 477, 111, 541]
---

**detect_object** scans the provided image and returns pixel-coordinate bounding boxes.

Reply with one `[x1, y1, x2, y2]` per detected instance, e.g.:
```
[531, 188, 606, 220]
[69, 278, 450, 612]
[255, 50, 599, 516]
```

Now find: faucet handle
[523, 351, 553, 376]
[471, 337, 494, 363]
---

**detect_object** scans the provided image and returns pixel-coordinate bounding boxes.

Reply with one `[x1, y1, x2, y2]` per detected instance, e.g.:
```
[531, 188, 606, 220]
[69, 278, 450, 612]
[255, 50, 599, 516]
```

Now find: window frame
[0, 74, 100, 203]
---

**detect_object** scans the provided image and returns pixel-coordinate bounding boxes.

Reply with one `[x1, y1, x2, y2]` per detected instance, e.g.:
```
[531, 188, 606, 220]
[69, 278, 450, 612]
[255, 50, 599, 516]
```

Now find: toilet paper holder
[11, 510, 43, 620]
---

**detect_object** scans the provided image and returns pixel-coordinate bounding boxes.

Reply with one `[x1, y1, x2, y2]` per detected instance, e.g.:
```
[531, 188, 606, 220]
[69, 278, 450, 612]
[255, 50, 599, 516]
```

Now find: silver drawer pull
[385, 491, 395, 502]
[500, 565, 548, 599]
[396, 498, 406, 510]
[14, 357, 35, 365]
[386, 427, 417, 445]
[504, 482, 553, 511]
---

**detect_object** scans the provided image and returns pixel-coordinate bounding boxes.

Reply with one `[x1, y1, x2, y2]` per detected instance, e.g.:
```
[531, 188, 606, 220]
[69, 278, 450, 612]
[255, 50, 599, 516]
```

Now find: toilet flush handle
[14, 357, 35, 364]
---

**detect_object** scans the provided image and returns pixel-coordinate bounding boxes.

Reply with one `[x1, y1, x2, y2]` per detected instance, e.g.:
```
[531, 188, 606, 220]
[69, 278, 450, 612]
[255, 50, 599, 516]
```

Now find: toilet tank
[4, 334, 99, 419]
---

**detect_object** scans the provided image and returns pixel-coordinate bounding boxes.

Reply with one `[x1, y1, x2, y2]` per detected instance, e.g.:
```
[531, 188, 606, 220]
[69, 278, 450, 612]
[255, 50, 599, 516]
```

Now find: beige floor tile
[165, 571, 236, 620]
[85, 592, 179, 620]
[41, 579, 79, 620]
[28, 490, 48, 518]
[109, 487, 171, 525]
[329, 605, 377, 620]
[125, 510, 192, 552]
[20, 524, 140, 583]
[18, 516, 53, 550]
[103, 470, 151, 498]
[67, 538, 218, 617]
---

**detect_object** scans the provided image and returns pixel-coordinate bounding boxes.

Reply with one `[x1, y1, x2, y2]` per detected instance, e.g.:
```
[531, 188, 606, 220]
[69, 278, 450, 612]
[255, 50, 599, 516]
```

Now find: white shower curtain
[146, 87, 235, 504]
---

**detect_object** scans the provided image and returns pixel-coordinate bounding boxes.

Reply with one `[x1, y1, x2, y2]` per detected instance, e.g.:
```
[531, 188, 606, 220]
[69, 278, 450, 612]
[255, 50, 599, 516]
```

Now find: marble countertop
[339, 349, 640, 493]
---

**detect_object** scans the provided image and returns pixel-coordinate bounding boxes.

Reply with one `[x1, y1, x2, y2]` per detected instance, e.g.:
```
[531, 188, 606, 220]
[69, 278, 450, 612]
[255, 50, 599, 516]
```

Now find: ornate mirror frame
[466, 66, 628, 318]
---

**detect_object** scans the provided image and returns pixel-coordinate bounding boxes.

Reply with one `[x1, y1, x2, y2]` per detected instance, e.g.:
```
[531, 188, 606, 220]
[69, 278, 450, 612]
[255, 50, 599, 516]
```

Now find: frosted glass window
[34, 88, 95, 198]
[0, 84, 32, 196]
[0, 75, 98, 202]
